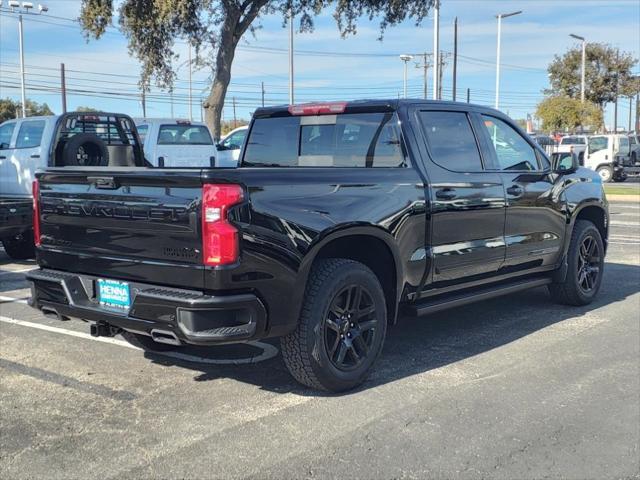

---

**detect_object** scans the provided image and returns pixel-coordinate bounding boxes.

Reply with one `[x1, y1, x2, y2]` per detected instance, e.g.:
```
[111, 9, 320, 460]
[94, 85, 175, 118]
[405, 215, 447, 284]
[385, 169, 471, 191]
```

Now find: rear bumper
[0, 198, 32, 238]
[26, 269, 268, 346]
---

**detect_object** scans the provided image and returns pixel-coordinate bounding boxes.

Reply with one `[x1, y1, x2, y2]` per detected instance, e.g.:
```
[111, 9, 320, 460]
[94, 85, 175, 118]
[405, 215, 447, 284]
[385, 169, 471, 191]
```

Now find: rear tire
[280, 259, 387, 392]
[549, 220, 604, 306]
[121, 331, 182, 352]
[2, 233, 35, 260]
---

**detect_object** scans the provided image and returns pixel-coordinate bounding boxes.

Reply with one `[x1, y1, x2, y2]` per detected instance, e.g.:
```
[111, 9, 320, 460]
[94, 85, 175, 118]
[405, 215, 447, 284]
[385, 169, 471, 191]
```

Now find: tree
[0, 98, 54, 122]
[76, 106, 100, 112]
[79, 0, 434, 139]
[535, 96, 602, 133]
[546, 43, 638, 112]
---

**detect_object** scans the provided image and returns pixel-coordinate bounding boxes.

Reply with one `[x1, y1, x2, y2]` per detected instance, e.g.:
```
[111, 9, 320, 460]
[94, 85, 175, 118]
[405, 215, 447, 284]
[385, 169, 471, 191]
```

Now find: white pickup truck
[133, 118, 237, 168]
[557, 135, 588, 163]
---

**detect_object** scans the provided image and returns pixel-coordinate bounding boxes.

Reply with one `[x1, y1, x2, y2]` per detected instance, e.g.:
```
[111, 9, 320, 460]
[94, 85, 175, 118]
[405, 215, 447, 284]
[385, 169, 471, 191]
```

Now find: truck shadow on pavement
[142, 261, 640, 395]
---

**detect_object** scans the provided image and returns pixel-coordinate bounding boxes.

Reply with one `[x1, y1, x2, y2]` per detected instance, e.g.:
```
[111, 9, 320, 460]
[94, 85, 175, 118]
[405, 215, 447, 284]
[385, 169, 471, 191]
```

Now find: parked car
[27, 100, 608, 392]
[0, 112, 143, 259]
[585, 134, 629, 182]
[215, 125, 248, 167]
[557, 135, 588, 164]
[134, 118, 218, 167]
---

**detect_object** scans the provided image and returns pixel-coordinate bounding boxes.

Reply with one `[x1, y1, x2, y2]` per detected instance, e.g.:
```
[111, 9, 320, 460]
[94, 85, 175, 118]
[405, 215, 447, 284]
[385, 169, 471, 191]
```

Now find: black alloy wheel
[577, 234, 601, 294]
[324, 284, 378, 371]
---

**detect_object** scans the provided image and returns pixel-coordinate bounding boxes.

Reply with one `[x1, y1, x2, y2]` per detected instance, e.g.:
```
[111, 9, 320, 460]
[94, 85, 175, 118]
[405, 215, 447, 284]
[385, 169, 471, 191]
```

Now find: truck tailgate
[37, 169, 205, 289]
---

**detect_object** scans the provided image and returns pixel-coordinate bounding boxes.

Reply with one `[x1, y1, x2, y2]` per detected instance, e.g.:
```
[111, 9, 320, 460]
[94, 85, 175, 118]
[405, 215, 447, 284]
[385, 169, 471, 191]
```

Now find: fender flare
[294, 224, 405, 322]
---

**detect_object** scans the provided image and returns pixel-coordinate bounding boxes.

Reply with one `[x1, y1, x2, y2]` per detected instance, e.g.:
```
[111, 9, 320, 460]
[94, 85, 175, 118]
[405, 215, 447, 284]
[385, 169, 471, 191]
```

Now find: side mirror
[551, 152, 578, 174]
[216, 143, 226, 151]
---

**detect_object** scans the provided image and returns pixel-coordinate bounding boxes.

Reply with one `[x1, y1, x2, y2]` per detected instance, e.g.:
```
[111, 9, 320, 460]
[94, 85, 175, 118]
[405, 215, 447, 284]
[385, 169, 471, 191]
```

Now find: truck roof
[253, 99, 506, 119]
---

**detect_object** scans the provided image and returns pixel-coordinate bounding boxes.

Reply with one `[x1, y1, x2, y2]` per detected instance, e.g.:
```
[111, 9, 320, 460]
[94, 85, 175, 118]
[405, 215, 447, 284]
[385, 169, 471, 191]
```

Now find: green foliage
[76, 106, 101, 112]
[547, 43, 639, 107]
[0, 98, 54, 122]
[535, 96, 602, 132]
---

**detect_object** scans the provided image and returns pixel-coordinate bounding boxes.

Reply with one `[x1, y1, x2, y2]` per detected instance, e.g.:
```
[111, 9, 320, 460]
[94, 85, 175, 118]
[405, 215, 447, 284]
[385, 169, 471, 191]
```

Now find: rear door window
[243, 112, 405, 167]
[418, 111, 483, 172]
[0, 122, 16, 149]
[158, 125, 213, 145]
[15, 120, 45, 148]
[221, 129, 247, 150]
[136, 124, 149, 143]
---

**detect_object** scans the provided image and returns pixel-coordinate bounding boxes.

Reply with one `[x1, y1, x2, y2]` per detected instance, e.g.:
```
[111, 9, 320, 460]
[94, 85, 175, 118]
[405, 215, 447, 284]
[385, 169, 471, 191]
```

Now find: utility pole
[60, 63, 67, 113]
[438, 52, 445, 100]
[170, 90, 174, 118]
[467, 88, 470, 103]
[261, 81, 265, 107]
[415, 53, 430, 99]
[232, 97, 237, 129]
[432, 0, 440, 100]
[288, 9, 295, 104]
[188, 44, 193, 121]
[453, 17, 458, 101]
[141, 89, 146, 117]
[629, 97, 633, 132]
[18, 13, 26, 117]
[636, 90, 640, 132]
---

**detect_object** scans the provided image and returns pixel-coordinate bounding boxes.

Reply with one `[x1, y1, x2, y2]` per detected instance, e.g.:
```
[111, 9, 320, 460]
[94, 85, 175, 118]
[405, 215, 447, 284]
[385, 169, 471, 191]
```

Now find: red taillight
[288, 102, 347, 116]
[201, 184, 244, 266]
[32, 179, 41, 247]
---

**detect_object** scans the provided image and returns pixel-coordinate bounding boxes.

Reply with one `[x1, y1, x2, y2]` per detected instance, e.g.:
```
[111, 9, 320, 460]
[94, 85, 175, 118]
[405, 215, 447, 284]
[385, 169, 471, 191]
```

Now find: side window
[15, 120, 45, 149]
[136, 124, 149, 143]
[418, 111, 483, 172]
[588, 136, 608, 154]
[0, 122, 16, 149]
[481, 116, 539, 171]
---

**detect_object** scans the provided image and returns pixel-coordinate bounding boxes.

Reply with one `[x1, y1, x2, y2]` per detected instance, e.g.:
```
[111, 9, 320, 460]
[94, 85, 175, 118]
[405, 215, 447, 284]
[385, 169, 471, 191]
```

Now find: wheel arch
[298, 225, 404, 324]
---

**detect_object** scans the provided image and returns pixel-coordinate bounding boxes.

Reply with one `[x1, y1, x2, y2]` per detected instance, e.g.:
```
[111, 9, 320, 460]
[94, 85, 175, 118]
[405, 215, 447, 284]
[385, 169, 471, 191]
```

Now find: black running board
[405, 277, 552, 317]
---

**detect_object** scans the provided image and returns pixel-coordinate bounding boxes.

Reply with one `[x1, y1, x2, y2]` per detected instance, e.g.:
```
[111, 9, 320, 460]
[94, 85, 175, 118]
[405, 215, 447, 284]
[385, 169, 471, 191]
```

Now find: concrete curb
[606, 194, 640, 203]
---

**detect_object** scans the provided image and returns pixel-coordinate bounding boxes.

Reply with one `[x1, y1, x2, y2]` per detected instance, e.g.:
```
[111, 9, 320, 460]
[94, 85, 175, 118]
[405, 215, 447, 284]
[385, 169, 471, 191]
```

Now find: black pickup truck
[27, 100, 608, 392]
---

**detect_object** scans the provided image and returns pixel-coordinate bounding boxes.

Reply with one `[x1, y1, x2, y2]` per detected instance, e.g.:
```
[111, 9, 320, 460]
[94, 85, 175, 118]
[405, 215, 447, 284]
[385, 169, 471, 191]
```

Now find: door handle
[30, 154, 40, 158]
[506, 185, 524, 196]
[0, 156, 6, 159]
[435, 188, 457, 200]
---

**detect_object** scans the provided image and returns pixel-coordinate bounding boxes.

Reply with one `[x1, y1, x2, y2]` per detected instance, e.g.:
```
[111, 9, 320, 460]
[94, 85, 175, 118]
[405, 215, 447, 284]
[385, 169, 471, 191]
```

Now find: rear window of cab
[243, 112, 406, 168]
[157, 125, 213, 145]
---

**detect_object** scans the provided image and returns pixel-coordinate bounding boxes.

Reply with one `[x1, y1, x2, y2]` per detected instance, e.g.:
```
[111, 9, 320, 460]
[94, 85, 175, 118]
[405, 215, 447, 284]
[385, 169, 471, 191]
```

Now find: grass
[603, 185, 640, 196]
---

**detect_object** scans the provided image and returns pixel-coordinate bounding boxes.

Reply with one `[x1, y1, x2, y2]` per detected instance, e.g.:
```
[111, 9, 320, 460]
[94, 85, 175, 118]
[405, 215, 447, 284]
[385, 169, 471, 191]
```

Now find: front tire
[280, 259, 387, 392]
[549, 219, 604, 306]
[2, 233, 35, 260]
[596, 165, 613, 183]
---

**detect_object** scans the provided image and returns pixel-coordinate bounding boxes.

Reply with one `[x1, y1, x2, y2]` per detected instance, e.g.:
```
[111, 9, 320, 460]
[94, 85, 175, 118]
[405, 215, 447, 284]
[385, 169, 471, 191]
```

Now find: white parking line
[0, 316, 279, 365]
[0, 295, 28, 304]
[0, 267, 35, 276]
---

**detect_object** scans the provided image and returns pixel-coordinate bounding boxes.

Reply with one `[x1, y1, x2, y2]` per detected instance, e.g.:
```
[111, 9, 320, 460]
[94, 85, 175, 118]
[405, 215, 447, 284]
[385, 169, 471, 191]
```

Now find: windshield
[157, 125, 213, 145]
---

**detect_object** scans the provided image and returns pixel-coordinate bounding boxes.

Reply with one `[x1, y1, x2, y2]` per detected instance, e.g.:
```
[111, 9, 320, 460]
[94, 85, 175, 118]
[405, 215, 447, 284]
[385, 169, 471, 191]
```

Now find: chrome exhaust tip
[150, 329, 181, 346]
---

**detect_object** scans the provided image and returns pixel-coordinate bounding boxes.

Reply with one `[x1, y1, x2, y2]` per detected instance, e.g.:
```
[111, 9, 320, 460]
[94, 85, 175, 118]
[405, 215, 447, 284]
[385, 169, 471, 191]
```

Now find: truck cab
[134, 118, 218, 167]
[585, 134, 628, 182]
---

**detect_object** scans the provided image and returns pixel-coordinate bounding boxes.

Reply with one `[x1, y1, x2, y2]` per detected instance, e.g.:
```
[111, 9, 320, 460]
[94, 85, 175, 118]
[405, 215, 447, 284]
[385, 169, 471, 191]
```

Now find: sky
[0, 0, 639, 130]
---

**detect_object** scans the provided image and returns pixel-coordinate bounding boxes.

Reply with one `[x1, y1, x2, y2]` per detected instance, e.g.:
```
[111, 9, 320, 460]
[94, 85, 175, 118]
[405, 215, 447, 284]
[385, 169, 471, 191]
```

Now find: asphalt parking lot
[1, 201, 639, 479]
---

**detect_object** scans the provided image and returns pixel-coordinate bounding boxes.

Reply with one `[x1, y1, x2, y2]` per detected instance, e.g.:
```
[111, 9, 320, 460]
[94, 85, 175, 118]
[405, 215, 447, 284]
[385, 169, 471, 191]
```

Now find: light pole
[400, 54, 413, 98]
[6, 1, 49, 118]
[432, 0, 440, 100]
[570, 34, 586, 103]
[494, 10, 522, 109]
